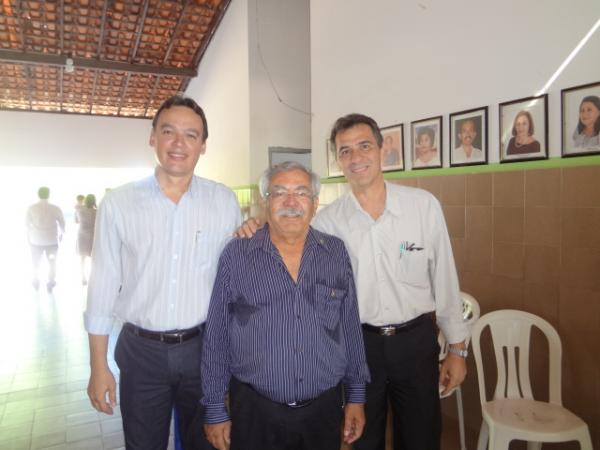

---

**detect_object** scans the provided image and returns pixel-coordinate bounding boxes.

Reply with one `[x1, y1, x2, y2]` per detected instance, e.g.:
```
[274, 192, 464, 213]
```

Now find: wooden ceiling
[0, 0, 230, 118]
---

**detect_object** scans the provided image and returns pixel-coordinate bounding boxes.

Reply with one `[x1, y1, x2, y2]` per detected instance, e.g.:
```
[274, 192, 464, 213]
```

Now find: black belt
[125, 323, 202, 344]
[362, 313, 431, 336]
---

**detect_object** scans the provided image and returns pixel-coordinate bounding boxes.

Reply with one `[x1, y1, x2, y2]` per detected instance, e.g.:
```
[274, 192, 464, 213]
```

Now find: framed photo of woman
[449, 107, 488, 167]
[561, 81, 600, 157]
[326, 138, 343, 177]
[380, 123, 404, 172]
[499, 94, 548, 163]
[410, 116, 442, 169]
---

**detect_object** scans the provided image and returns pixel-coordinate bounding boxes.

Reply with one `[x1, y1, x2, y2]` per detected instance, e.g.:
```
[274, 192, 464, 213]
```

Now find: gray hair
[258, 161, 321, 199]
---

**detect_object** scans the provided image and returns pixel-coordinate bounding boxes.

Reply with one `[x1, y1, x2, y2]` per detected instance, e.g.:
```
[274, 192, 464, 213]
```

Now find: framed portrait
[499, 94, 548, 163]
[326, 138, 343, 177]
[561, 81, 600, 157]
[380, 123, 404, 172]
[410, 116, 442, 169]
[449, 107, 488, 167]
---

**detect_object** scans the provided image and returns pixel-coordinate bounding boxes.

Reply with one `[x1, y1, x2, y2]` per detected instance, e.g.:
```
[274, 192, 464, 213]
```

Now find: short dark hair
[511, 110, 534, 137]
[329, 113, 383, 150]
[417, 126, 435, 144]
[38, 187, 50, 199]
[152, 95, 208, 142]
[577, 95, 600, 135]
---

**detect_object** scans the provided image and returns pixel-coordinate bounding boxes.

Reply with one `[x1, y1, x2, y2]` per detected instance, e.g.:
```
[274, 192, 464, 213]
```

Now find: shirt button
[173, 254, 178, 260]
[331, 290, 336, 297]
[171, 279, 177, 284]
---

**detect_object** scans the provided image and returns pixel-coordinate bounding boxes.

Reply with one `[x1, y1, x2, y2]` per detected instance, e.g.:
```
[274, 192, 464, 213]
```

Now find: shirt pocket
[315, 283, 345, 331]
[395, 249, 430, 288]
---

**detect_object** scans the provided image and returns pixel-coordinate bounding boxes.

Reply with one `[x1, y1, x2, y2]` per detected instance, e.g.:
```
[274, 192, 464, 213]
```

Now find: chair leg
[456, 387, 467, 450]
[476, 421, 488, 450]
[488, 429, 510, 450]
[526, 442, 541, 450]
[578, 428, 593, 450]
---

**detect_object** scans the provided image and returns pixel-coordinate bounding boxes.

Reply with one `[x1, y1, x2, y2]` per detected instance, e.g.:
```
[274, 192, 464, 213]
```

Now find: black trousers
[353, 317, 441, 450]
[114, 325, 213, 450]
[229, 378, 343, 450]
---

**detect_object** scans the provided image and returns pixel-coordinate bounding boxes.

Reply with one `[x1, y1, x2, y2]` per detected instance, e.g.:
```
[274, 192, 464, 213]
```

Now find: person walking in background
[26, 186, 65, 292]
[75, 194, 97, 285]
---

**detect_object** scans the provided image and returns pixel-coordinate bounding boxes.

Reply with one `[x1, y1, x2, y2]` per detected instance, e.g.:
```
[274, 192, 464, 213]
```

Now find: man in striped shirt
[202, 161, 370, 450]
[85, 96, 241, 450]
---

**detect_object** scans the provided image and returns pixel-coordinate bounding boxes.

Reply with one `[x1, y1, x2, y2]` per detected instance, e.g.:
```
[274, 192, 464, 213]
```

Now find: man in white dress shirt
[84, 96, 241, 450]
[453, 119, 483, 164]
[25, 186, 65, 292]
[317, 114, 468, 450]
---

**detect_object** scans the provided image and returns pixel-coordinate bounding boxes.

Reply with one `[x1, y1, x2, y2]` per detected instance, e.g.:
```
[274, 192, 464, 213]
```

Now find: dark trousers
[229, 378, 343, 450]
[30, 244, 58, 283]
[114, 325, 213, 450]
[353, 317, 441, 450]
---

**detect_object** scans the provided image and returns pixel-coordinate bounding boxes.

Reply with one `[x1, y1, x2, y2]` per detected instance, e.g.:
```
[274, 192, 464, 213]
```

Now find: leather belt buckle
[286, 399, 313, 408]
[380, 326, 397, 336]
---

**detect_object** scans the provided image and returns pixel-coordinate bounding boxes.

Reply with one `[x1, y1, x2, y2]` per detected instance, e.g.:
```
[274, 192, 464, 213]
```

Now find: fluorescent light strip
[536, 18, 600, 96]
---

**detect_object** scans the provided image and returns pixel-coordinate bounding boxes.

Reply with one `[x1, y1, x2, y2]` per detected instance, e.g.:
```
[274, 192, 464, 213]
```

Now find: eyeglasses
[265, 188, 314, 201]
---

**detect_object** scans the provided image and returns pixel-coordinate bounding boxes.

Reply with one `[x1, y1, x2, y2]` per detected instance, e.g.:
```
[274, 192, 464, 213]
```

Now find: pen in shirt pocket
[195, 230, 202, 243]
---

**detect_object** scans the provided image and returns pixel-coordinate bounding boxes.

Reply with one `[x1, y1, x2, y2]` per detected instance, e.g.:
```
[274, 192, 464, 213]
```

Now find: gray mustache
[276, 208, 304, 217]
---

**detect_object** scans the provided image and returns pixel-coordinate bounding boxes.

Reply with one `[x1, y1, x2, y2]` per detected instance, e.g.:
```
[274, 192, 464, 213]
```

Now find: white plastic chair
[471, 309, 593, 450]
[438, 291, 481, 450]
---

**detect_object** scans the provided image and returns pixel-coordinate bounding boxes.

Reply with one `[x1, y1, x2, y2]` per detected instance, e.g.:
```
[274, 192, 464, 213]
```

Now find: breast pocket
[315, 284, 345, 331]
[396, 250, 430, 287]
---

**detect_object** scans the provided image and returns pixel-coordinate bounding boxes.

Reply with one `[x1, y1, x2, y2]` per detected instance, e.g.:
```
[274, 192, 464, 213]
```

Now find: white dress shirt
[453, 146, 483, 163]
[312, 182, 468, 344]
[26, 200, 65, 246]
[84, 175, 241, 334]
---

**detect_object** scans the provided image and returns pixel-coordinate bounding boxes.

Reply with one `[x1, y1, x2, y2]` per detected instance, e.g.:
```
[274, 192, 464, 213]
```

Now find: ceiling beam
[0, 50, 196, 77]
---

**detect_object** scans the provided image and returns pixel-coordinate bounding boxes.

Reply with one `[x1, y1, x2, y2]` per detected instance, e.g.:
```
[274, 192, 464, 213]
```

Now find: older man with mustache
[201, 161, 370, 450]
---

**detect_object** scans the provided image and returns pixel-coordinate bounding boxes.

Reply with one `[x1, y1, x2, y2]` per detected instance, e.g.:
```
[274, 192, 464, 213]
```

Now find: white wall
[186, 0, 251, 186]
[310, 0, 600, 176]
[247, 0, 311, 183]
[0, 111, 154, 168]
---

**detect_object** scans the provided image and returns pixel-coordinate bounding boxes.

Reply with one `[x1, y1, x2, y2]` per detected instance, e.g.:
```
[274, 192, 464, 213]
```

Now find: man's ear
[149, 129, 156, 147]
[199, 141, 207, 155]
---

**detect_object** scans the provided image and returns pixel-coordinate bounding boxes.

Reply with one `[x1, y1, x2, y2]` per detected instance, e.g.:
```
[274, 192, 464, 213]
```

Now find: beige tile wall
[242, 164, 600, 448]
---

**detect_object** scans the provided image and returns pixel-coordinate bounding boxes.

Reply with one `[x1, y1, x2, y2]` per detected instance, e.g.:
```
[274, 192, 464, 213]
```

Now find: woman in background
[413, 126, 438, 167]
[75, 194, 96, 285]
[506, 110, 540, 155]
[572, 95, 600, 150]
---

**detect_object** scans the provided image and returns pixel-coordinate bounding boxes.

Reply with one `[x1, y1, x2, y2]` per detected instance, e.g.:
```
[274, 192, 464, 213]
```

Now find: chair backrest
[438, 292, 481, 359]
[471, 309, 563, 407]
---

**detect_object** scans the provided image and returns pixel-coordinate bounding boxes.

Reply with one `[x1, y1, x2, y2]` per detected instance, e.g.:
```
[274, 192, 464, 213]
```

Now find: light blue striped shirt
[84, 175, 241, 334]
[202, 226, 370, 423]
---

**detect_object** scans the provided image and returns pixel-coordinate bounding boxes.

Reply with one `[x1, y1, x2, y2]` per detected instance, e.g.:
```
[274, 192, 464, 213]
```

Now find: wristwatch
[448, 347, 468, 358]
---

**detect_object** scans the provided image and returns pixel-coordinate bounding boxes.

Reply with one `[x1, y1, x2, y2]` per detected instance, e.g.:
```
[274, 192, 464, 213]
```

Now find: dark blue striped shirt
[201, 225, 370, 423]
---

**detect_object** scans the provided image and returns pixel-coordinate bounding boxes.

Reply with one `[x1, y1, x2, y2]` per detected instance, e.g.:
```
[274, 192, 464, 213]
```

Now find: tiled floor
[0, 236, 469, 450]
[0, 240, 178, 450]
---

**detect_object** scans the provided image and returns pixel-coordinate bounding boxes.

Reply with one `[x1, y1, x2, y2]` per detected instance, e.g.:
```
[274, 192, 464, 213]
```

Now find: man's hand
[233, 218, 262, 238]
[439, 346, 467, 396]
[343, 402, 365, 444]
[87, 365, 116, 414]
[204, 421, 231, 450]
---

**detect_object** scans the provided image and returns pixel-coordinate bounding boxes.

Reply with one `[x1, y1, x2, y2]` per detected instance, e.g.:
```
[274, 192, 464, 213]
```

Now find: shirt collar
[247, 224, 330, 254]
[148, 173, 199, 198]
[343, 181, 403, 224]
